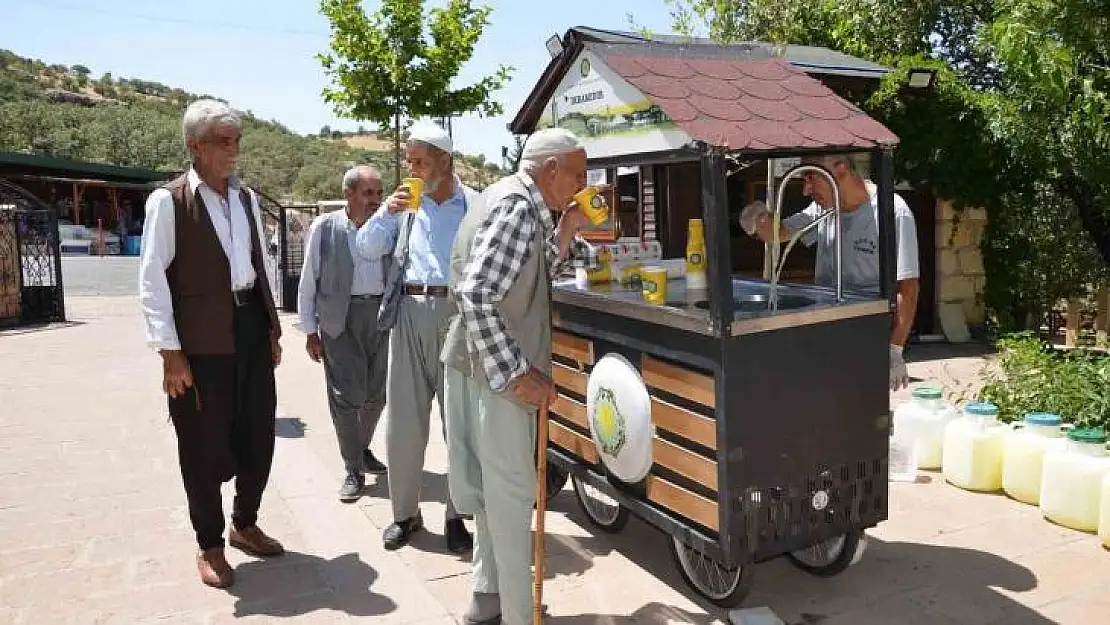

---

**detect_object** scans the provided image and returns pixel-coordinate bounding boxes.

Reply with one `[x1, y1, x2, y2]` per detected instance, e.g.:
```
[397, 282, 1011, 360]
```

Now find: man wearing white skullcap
[357, 122, 480, 553]
[440, 127, 599, 625]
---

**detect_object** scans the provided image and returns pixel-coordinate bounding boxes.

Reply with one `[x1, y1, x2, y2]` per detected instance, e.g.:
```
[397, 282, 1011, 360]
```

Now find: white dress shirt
[297, 211, 387, 334]
[138, 168, 266, 351]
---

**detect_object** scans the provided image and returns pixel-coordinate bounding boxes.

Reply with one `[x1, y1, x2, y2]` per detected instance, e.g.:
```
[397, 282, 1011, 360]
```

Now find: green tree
[317, 0, 513, 185]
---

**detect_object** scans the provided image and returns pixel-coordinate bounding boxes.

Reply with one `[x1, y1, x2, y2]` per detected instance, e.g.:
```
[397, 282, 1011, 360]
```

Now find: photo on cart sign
[536, 50, 691, 159]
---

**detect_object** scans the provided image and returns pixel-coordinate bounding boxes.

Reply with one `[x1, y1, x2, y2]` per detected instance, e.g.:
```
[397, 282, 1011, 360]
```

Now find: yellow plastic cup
[573, 186, 610, 225]
[641, 265, 668, 305]
[402, 177, 424, 210]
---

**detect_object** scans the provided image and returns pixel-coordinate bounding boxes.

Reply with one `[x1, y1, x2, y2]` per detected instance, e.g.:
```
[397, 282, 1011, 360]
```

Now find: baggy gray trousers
[321, 296, 389, 475]
[386, 294, 460, 522]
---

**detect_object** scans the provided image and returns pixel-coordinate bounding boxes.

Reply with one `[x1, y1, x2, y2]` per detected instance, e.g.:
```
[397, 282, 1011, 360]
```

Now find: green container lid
[912, 386, 943, 400]
[964, 401, 999, 417]
[1067, 428, 1108, 444]
[1024, 413, 1063, 427]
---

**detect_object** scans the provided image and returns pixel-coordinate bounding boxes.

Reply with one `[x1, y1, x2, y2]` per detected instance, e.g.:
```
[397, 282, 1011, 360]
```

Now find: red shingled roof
[599, 52, 898, 151]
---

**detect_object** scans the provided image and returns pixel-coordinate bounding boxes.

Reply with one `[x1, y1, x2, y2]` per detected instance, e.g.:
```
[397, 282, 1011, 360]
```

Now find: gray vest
[314, 210, 359, 339]
[441, 174, 552, 391]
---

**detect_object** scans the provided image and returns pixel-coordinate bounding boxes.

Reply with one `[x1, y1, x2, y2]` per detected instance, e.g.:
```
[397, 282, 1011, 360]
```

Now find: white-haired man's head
[342, 164, 384, 216]
[518, 128, 587, 212]
[405, 123, 454, 196]
[182, 99, 242, 181]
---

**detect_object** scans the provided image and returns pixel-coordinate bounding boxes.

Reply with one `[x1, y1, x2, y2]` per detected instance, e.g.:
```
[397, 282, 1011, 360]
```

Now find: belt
[350, 293, 383, 301]
[231, 286, 257, 307]
[404, 284, 449, 297]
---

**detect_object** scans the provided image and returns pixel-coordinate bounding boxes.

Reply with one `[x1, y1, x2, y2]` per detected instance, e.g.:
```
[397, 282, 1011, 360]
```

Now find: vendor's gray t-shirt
[783, 182, 919, 294]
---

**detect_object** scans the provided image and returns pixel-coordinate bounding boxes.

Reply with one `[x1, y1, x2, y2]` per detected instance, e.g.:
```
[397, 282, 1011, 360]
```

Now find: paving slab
[1, 294, 1107, 625]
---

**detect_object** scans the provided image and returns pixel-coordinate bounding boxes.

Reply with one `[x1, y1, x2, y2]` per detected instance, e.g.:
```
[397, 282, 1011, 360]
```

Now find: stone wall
[936, 200, 986, 325]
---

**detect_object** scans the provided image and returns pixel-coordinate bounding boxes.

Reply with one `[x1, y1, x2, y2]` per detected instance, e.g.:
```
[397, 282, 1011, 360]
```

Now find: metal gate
[0, 179, 65, 328]
[252, 188, 317, 313]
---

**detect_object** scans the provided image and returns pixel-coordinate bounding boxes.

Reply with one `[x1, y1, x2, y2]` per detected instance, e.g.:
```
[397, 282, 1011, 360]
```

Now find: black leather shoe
[464, 615, 501, 625]
[383, 514, 423, 550]
[363, 449, 387, 475]
[445, 517, 473, 553]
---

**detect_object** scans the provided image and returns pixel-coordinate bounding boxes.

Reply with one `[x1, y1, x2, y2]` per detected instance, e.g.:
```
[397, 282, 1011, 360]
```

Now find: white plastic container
[1002, 413, 1066, 506]
[1098, 471, 1110, 548]
[1040, 427, 1110, 532]
[942, 401, 1008, 492]
[892, 386, 959, 470]
[889, 421, 918, 483]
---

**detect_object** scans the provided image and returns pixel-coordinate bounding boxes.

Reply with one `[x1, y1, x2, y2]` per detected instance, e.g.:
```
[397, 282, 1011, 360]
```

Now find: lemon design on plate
[592, 387, 627, 457]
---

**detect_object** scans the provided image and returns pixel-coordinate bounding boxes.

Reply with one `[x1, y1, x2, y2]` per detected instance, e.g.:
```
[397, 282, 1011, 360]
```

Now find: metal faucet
[764, 161, 844, 302]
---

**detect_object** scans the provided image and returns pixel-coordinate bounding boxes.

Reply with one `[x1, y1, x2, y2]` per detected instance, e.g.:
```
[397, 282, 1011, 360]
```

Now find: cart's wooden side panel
[553, 329, 594, 365]
[646, 476, 719, 531]
[651, 397, 716, 450]
[551, 361, 587, 395]
[549, 421, 598, 464]
[548, 329, 723, 536]
[642, 354, 716, 409]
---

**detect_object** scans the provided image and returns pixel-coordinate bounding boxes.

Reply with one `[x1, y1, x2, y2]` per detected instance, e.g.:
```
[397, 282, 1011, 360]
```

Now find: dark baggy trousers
[321, 295, 389, 475]
[168, 297, 277, 550]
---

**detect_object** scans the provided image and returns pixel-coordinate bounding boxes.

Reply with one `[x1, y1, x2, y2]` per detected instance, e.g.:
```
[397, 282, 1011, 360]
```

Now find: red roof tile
[599, 52, 898, 151]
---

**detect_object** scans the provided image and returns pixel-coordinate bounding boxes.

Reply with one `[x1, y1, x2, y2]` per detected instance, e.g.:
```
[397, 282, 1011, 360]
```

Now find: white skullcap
[521, 128, 583, 159]
[408, 123, 453, 153]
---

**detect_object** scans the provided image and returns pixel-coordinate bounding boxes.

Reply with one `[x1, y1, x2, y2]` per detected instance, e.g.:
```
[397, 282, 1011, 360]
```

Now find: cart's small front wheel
[785, 530, 864, 577]
[670, 536, 753, 608]
[571, 475, 629, 533]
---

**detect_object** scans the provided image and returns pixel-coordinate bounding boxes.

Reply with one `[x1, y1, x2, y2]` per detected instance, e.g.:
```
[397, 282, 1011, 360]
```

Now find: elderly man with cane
[441, 128, 599, 625]
[138, 99, 284, 589]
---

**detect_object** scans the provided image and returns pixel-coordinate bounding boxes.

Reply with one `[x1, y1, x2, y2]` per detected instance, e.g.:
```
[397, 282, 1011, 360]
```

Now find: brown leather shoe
[197, 548, 234, 588]
[229, 525, 285, 557]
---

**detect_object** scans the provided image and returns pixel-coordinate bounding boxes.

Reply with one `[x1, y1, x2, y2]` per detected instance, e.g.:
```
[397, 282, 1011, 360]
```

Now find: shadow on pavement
[275, 416, 307, 438]
[904, 341, 996, 364]
[229, 551, 397, 618]
[0, 320, 85, 336]
[540, 488, 1052, 624]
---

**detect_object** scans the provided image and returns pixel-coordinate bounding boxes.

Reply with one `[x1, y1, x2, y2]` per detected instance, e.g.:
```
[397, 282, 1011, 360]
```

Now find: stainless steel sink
[692, 292, 816, 313]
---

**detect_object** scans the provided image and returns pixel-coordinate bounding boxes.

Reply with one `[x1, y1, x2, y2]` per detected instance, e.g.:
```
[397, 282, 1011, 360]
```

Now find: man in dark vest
[297, 164, 390, 502]
[138, 99, 285, 589]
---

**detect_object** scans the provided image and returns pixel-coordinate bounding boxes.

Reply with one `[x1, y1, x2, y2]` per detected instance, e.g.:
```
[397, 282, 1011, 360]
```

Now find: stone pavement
[1, 295, 1108, 625]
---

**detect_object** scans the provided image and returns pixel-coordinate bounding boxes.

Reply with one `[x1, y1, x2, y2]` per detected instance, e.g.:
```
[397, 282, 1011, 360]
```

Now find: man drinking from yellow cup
[356, 123, 481, 553]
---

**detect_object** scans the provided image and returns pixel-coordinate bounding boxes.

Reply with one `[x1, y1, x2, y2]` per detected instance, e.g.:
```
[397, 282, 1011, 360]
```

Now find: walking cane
[533, 400, 550, 625]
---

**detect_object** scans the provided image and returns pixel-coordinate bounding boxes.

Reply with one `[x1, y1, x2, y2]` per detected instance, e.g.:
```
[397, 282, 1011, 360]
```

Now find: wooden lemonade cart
[515, 38, 900, 606]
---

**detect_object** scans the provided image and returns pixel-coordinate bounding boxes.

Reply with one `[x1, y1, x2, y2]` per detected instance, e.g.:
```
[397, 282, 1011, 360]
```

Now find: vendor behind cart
[740, 153, 919, 390]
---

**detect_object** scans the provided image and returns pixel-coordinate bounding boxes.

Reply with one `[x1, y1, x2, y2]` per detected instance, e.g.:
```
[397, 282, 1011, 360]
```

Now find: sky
[2, 0, 681, 164]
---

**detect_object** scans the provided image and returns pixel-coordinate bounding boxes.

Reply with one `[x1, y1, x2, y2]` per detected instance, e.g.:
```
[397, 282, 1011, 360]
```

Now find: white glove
[739, 201, 770, 236]
[889, 344, 909, 391]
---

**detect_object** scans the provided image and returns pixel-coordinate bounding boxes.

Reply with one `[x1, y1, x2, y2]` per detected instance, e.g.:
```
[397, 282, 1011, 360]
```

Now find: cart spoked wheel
[546, 465, 570, 497]
[785, 529, 864, 577]
[669, 537, 753, 608]
[571, 475, 629, 533]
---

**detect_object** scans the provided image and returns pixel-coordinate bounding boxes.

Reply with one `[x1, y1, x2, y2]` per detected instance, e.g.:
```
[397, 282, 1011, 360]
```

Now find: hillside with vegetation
[0, 49, 506, 202]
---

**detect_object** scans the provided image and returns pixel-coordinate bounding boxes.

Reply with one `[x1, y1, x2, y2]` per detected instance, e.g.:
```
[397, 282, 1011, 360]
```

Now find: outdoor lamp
[546, 34, 563, 59]
[907, 68, 938, 89]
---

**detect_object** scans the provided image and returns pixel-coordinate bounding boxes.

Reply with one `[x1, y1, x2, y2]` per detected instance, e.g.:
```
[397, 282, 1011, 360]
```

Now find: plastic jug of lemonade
[942, 401, 1007, 491]
[892, 385, 959, 470]
[1098, 471, 1110, 548]
[1040, 428, 1110, 532]
[1002, 413, 1067, 505]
